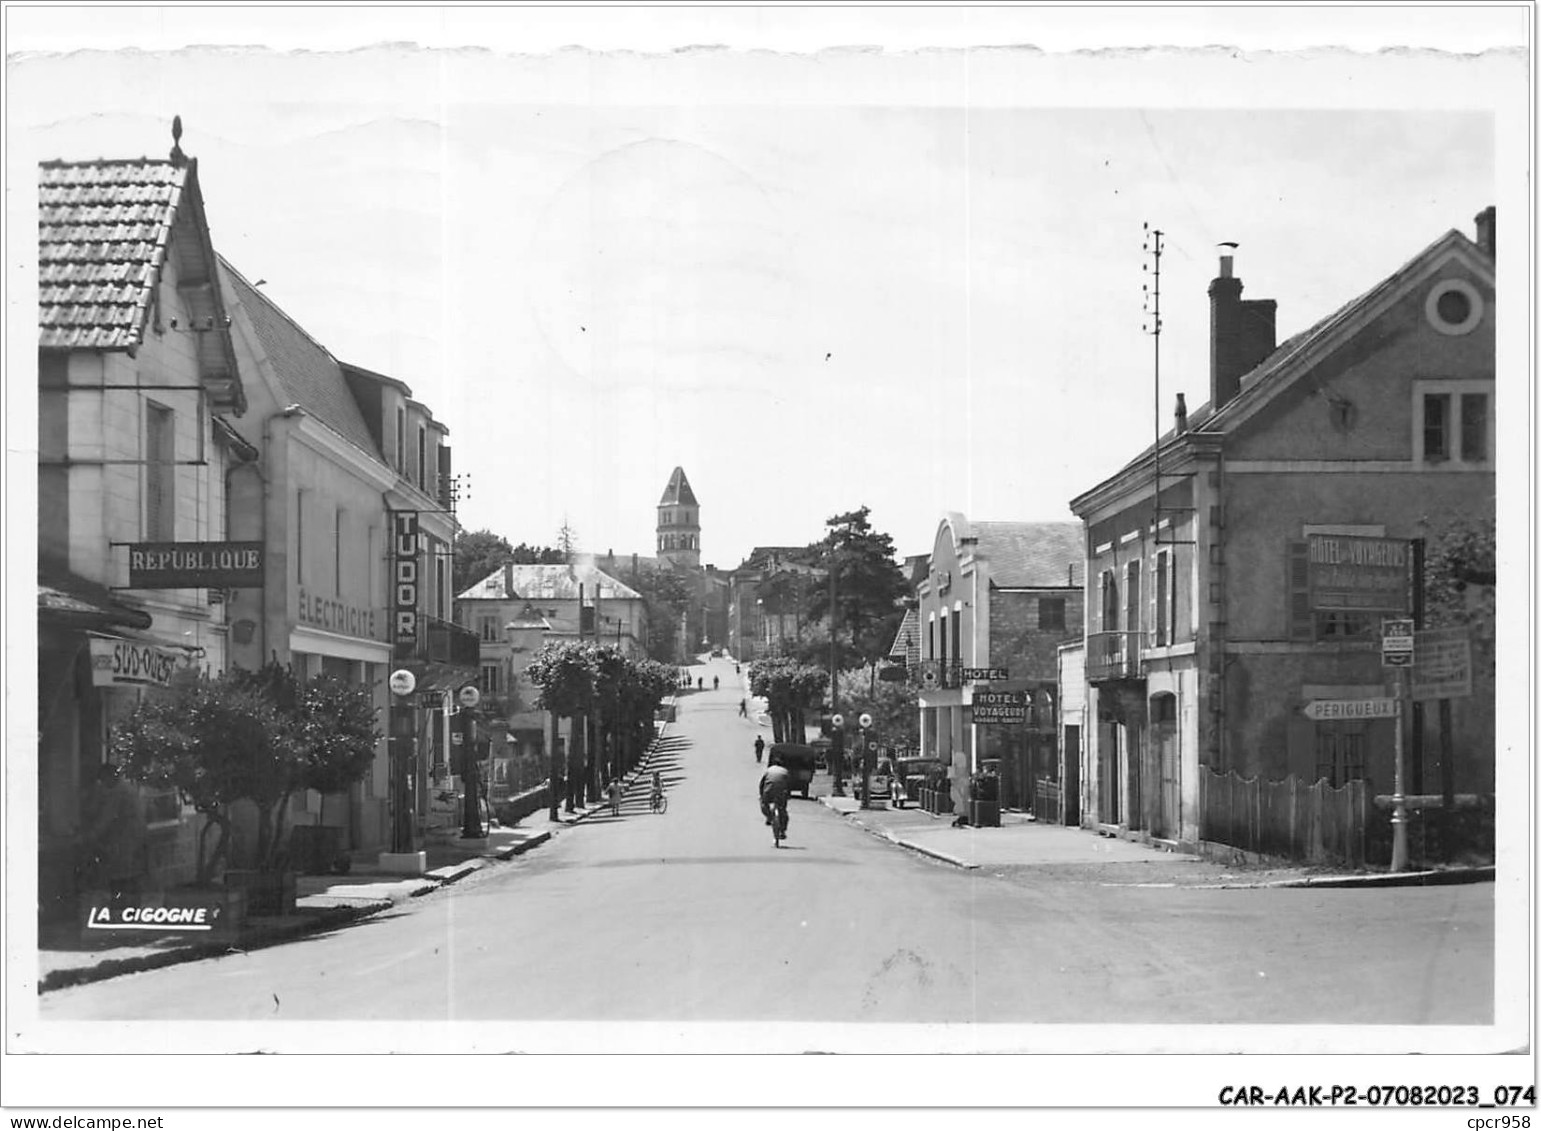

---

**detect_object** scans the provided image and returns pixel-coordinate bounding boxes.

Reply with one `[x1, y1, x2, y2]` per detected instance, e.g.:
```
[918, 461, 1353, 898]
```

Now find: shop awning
[39, 575, 152, 631]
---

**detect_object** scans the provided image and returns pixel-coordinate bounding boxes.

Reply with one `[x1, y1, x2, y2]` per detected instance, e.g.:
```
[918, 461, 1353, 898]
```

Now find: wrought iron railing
[1085, 630, 1144, 682]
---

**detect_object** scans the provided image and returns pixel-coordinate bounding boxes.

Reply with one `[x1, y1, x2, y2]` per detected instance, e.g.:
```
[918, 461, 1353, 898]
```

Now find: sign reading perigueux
[1307, 535, 1410, 613]
[128, 541, 264, 588]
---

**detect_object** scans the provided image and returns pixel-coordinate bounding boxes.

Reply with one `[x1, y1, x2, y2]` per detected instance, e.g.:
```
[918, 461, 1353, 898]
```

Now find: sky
[2, 1, 1533, 1111]
[5, 10, 1526, 573]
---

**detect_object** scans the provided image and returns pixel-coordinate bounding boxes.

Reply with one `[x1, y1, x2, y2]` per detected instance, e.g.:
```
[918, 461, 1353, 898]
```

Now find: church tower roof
[658, 466, 699, 507]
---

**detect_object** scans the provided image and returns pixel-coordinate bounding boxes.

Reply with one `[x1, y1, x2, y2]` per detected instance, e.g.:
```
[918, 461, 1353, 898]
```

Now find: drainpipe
[259, 404, 306, 664]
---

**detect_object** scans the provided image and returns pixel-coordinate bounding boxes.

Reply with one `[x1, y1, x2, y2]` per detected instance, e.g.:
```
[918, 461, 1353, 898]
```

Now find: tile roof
[38, 159, 187, 350]
[458, 563, 642, 602]
[970, 522, 1083, 589]
[888, 606, 921, 661]
[658, 466, 699, 507]
[221, 259, 382, 459]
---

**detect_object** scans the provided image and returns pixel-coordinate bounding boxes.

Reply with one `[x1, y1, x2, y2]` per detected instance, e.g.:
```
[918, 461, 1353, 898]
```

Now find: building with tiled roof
[36, 122, 255, 916]
[1068, 210, 1495, 862]
[913, 513, 1085, 816]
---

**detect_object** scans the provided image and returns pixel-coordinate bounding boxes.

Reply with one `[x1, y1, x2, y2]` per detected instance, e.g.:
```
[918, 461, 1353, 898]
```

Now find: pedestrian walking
[697, 677, 703, 690]
[739, 698, 748, 717]
[713, 675, 720, 691]
[754, 735, 765, 763]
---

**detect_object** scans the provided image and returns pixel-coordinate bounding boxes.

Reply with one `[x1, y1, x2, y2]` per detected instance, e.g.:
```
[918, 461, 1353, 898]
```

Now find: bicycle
[770, 801, 787, 847]
[649, 790, 668, 814]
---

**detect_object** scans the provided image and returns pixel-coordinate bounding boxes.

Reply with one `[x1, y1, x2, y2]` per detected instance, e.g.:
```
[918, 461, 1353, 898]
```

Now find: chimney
[1474, 206, 1496, 259]
[1174, 392, 1188, 434]
[1209, 244, 1277, 411]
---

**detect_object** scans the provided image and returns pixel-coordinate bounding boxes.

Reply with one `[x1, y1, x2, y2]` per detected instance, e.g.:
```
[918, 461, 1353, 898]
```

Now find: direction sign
[1382, 617, 1415, 668]
[1302, 698, 1401, 721]
[458, 684, 482, 709]
[962, 667, 1010, 682]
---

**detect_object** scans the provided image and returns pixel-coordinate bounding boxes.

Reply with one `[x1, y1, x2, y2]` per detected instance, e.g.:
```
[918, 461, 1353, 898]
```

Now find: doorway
[1149, 693, 1180, 839]
[1063, 724, 1082, 826]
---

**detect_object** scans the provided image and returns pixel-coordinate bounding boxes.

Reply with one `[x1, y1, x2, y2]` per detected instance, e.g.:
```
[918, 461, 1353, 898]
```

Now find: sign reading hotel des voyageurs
[127, 541, 264, 588]
[1307, 534, 1410, 613]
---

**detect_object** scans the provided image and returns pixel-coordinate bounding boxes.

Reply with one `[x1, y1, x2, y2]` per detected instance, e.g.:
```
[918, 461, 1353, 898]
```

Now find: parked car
[768, 743, 818, 798]
[865, 757, 893, 800]
[891, 756, 943, 808]
[809, 737, 832, 771]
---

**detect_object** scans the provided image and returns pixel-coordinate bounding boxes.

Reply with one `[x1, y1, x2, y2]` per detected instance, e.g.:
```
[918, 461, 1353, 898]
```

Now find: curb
[37, 899, 393, 995]
[824, 799, 980, 872]
[40, 739, 666, 994]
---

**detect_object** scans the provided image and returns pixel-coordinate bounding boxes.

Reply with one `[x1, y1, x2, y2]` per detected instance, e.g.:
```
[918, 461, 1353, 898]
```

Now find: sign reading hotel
[392, 510, 420, 654]
[962, 667, 1010, 682]
[86, 632, 182, 688]
[128, 541, 264, 589]
[1307, 535, 1410, 613]
[972, 690, 1027, 724]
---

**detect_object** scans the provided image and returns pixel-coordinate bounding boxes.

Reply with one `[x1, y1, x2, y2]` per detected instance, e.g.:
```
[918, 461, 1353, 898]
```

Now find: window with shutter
[145, 403, 175, 541]
[1154, 551, 1169, 647]
[1287, 540, 1312, 640]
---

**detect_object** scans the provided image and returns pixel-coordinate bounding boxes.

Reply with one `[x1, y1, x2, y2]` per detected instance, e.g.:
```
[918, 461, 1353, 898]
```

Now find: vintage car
[890, 756, 944, 808]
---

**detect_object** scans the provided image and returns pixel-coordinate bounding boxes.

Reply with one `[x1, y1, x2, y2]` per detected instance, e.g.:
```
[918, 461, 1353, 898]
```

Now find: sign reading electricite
[296, 589, 381, 640]
[1307, 535, 1410, 613]
[972, 690, 1027, 724]
[128, 541, 264, 588]
[392, 511, 420, 655]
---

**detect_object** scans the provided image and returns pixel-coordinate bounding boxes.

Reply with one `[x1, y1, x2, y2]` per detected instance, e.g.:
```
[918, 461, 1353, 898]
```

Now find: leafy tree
[110, 661, 379, 879]
[510, 542, 566, 564]
[835, 667, 919, 751]
[526, 640, 598, 816]
[749, 657, 827, 743]
[1423, 513, 1496, 693]
[803, 507, 908, 673]
[454, 529, 515, 595]
[111, 677, 288, 883]
[631, 566, 693, 662]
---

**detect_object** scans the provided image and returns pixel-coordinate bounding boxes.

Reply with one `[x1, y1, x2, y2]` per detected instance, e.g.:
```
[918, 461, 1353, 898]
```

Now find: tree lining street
[40, 656, 1493, 1039]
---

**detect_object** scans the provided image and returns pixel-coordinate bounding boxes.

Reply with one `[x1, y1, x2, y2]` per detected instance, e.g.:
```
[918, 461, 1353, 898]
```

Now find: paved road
[41, 654, 1493, 1031]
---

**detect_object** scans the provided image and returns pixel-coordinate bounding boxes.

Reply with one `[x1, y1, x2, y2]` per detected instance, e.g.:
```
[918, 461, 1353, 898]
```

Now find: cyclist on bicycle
[759, 753, 791, 834]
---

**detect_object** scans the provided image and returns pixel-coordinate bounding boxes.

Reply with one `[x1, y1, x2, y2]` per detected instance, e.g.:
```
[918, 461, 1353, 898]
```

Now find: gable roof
[458, 563, 642, 603]
[1070, 222, 1494, 513]
[658, 467, 699, 507]
[971, 522, 1083, 589]
[220, 257, 381, 459]
[38, 158, 185, 351]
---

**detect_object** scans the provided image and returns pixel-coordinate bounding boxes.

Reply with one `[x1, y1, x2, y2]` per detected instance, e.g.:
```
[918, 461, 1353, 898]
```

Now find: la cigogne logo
[86, 900, 224, 930]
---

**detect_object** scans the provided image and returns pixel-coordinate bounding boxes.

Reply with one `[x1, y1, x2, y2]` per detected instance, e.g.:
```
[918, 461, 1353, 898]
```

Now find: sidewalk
[37, 722, 672, 994]
[818, 794, 1495, 889]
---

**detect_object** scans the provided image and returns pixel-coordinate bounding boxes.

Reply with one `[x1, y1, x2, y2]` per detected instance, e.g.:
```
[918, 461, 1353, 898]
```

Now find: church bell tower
[656, 467, 701, 569]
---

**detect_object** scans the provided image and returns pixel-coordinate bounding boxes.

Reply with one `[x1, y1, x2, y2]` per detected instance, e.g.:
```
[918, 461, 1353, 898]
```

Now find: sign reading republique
[127, 540, 264, 588]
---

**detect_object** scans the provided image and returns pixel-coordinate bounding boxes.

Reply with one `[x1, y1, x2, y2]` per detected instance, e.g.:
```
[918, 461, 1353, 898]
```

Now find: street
[40, 656, 1493, 1031]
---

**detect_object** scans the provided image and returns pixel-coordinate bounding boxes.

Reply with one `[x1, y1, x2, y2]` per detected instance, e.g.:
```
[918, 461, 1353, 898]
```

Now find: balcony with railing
[395, 614, 481, 670]
[1085, 630, 1144, 683]
[913, 658, 967, 690]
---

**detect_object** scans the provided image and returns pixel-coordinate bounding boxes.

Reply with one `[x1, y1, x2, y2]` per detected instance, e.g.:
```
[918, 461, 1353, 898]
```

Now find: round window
[1425, 278, 1483, 335]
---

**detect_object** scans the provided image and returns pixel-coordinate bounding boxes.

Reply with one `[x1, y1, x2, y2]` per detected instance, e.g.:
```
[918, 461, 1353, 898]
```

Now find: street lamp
[858, 711, 874, 809]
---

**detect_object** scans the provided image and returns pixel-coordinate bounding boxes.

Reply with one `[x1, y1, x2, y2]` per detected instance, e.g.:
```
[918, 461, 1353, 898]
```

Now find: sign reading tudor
[128, 541, 264, 589]
[392, 511, 420, 652]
